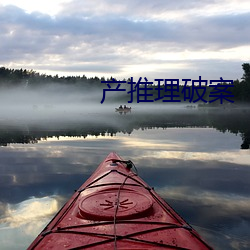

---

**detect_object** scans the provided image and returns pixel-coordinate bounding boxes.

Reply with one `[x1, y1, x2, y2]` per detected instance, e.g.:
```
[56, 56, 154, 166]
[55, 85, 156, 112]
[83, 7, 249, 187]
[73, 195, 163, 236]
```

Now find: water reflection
[0, 113, 250, 249]
[0, 107, 250, 149]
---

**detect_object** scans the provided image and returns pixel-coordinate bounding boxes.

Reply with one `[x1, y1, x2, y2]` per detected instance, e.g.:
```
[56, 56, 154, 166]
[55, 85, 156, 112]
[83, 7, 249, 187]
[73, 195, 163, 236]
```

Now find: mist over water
[0, 84, 250, 149]
[0, 85, 108, 121]
[0, 84, 193, 127]
[0, 84, 250, 249]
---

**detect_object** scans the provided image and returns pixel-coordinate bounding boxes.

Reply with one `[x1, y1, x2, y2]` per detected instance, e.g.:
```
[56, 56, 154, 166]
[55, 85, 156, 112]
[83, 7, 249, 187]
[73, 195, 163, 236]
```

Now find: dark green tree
[242, 63, 250, 82]
[241, 63, 250, 101]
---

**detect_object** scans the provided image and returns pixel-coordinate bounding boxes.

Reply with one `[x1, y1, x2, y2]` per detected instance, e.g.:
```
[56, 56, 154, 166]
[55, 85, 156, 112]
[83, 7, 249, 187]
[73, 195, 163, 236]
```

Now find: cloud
[0, 1, 249, 79]
[58, 0, 242, 19]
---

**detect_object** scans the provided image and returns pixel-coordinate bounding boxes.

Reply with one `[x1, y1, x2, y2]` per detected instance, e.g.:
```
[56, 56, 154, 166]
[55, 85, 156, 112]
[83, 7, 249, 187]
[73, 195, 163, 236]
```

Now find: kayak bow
[28, 152, 213, 249]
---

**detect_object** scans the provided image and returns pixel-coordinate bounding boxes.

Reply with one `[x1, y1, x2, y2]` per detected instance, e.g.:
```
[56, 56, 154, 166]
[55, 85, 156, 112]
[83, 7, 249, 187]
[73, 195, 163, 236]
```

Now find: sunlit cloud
[153, 46, 250, 62]
[0, 0, 66, 16]
[0, 0, 249, 79]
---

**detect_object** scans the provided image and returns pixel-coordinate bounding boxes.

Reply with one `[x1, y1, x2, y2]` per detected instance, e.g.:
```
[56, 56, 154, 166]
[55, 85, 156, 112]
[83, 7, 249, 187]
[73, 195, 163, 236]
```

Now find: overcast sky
[0, 0, 250, 81]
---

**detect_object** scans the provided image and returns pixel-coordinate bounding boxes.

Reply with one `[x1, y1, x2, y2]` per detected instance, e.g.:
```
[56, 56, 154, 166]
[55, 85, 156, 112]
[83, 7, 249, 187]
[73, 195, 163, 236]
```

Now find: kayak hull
[28, 152, 213, 249]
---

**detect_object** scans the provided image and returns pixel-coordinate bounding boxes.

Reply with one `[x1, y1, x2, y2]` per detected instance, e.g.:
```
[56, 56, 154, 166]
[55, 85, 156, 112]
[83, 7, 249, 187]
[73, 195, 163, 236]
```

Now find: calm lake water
[0, 105, 250, 249]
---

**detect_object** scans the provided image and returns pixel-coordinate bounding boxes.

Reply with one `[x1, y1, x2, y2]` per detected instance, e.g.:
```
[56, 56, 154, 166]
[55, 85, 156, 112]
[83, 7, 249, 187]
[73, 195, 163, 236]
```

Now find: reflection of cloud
[157, 186, 250, 249]
[121, 139, 184, 150]
[0, 196, 62, 249]
[157, 186, 250, 216]
[0, 196, 59, 232]
[154, 150, 250, 166]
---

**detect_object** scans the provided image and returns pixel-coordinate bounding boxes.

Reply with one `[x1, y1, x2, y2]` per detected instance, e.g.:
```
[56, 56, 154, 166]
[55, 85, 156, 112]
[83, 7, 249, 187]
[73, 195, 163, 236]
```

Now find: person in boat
[123, 105, 127, 109]
[119, 105, 123, 109]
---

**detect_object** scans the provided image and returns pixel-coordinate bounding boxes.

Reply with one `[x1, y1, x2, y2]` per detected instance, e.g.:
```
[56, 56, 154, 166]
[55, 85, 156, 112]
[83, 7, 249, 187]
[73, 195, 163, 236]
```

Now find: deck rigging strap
[113, 160, 137, 249]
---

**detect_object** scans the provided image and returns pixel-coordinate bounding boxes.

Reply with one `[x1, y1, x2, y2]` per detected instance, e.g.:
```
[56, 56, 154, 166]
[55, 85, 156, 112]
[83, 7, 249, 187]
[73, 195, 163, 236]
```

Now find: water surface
[0, 107, 250, 249]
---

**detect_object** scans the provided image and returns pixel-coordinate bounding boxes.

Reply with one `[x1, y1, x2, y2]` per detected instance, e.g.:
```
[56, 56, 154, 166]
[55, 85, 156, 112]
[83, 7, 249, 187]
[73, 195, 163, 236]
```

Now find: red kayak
[28, 152, 213, 249]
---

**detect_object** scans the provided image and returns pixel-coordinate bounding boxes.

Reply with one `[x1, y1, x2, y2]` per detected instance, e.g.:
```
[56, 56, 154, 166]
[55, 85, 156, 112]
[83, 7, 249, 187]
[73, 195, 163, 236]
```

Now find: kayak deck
[28, 152, 213, 249]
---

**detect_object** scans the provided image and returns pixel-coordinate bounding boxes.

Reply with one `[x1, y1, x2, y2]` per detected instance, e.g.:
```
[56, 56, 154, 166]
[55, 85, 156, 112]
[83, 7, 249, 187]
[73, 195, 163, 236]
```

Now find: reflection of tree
[206, 109, 250, 149]
[241, 139, 249, 149]
[241, 133, 250, 149]
[0, 131, 38, 146]
[0, 109, 250, 149]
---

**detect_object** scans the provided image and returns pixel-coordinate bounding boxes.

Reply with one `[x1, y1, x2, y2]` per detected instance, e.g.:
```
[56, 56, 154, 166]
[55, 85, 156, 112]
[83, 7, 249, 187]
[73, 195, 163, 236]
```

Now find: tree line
[0, 67, 106, 89]
[0, 63, 250, 103]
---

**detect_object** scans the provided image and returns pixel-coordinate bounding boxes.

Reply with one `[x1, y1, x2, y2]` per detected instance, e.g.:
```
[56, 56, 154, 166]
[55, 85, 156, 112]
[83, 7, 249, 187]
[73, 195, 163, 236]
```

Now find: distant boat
[115, 106, 132, 113]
